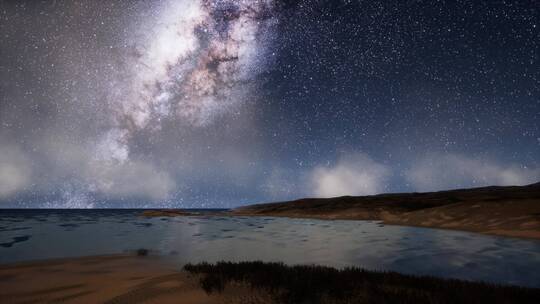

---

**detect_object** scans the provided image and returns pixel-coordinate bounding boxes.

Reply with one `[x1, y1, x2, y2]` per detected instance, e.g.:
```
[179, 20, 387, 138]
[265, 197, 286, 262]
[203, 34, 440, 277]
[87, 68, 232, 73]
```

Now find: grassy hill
[233, 183, 540, 239]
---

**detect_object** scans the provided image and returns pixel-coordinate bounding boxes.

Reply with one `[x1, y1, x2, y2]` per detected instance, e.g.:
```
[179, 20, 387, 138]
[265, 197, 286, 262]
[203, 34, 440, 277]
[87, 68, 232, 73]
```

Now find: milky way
[103, 0, 278, 163]
[0, 0, 538, 208]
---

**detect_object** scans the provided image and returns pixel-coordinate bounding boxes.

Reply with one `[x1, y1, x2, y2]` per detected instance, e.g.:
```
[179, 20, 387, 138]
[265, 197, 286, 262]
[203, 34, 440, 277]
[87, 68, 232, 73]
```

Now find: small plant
[200, 274, 225, 293]
[184, 261, 540, 304]
[136, 248, 149, 256]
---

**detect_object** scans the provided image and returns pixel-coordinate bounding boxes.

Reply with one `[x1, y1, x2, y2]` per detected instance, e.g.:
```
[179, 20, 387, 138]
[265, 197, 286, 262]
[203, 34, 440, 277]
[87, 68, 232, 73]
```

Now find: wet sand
[0, 254, 253, 304]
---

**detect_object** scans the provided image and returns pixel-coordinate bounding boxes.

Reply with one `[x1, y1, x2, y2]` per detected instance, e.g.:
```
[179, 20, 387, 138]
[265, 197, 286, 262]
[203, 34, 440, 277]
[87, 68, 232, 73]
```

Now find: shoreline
[138, 209, 540, 240]
[226, 212, 540, 240]
[140, 209, 540, 240]
[230, 183, 540, 240]
[1, 254, 538, 304]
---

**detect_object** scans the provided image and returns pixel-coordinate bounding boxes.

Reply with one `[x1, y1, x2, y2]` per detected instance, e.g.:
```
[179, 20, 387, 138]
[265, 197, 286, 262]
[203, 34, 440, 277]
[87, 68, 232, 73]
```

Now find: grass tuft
[184, 261, 540, 304]
[136, 248, 149, 256]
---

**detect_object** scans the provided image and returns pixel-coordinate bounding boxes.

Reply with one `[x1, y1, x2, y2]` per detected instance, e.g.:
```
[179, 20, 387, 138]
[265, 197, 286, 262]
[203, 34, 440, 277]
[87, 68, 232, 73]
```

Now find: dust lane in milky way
[102, 0, 278, 164]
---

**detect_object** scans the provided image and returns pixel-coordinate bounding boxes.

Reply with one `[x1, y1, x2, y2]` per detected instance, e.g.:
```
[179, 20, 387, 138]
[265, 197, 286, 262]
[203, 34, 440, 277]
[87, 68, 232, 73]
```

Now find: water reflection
[0, 209, 539, 287]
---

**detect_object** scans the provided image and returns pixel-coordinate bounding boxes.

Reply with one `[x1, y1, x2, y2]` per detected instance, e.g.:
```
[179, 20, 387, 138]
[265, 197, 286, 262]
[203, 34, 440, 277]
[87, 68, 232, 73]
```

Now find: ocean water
[1, 209, 540, 288]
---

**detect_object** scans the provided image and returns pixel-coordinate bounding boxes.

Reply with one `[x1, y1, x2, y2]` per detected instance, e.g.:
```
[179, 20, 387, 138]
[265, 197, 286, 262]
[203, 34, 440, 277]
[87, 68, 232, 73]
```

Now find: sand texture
[0, 255, 260, 304]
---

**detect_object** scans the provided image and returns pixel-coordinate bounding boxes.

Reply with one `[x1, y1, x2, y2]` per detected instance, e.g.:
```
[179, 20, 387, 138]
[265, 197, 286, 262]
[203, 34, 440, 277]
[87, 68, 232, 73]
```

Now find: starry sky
[0, 0, 539, 208]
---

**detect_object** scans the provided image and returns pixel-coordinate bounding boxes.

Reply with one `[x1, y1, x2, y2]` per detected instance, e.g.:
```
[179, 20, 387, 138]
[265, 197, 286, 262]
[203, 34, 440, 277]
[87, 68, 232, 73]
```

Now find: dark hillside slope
[233, 183, 540, 239]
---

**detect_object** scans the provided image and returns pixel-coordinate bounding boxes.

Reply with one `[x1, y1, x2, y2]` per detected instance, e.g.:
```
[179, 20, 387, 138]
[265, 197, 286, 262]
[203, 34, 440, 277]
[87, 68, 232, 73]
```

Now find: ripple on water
[1, 211, 539, 288]
[0, 235, 32, 248]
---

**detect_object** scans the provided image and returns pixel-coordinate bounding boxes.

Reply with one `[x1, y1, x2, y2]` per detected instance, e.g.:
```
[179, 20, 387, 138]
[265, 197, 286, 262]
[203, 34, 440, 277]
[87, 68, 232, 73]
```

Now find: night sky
[0, 0, 538, 208]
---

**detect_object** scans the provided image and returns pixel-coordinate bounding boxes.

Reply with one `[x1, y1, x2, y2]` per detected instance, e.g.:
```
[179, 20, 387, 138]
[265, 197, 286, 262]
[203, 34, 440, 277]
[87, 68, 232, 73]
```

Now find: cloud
[41, 139, 175, 202]
[86, 159, 176, 201]
[405, 153, 540, 192]
[0, 144, 32, 199]
[309, 153, 391, 198]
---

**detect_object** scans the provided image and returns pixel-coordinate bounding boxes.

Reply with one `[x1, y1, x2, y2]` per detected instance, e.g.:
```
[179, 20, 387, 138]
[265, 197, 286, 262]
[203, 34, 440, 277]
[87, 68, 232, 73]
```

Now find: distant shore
[231, 183, 540, 239]
[1, 254, 539, 304]
[138, 183, 540, 239]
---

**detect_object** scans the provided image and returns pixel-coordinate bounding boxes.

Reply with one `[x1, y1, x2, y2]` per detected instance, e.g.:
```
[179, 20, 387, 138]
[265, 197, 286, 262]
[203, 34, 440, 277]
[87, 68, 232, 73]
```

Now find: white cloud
[42, 139, 175, 201]
[86, 159, 175, 201]
[0, 144, 32, 199]
[405, 153, 540, 192]
[309, 153, 391, 198]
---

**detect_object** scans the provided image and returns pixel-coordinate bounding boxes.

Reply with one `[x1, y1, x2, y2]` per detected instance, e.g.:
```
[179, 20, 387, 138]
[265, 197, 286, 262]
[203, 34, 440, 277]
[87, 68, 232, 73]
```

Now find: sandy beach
[0, 254, 242, 304]
[1, 254, 538, 304]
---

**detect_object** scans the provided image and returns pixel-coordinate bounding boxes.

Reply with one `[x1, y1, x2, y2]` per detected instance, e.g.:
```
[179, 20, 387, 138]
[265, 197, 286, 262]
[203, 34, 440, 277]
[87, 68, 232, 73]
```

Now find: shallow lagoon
[1, 209, 539, 287]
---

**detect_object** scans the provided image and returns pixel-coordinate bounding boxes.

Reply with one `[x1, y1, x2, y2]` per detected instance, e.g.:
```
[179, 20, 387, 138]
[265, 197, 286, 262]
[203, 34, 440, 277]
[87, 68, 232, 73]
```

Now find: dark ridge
[232, 182, 540, 239]
[237, 182, 540, 214]
[184, 261, 540, 304]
